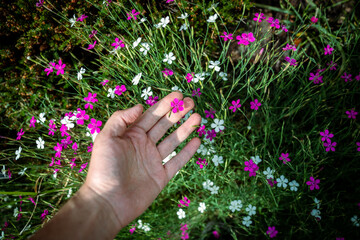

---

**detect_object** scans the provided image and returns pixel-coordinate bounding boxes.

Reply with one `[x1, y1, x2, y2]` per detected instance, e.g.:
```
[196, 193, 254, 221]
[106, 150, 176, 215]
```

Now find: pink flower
[28, 197, 36, 206]
[327, 61, 337, 70]
[267, 226, 278, 238]
[229, 99, 241, 112]
[84, 92, 98, 109]
[89, 30, 97, 38]
[29, 116, 36, 128]
[341, 72, 352, 82]
[79, 162, 88, 173]
[76, 108, 89, 125]
[36, 0, 44, 7]
[197, 125, 206, 137]
[61, 136, 73, 149]
[166, 0, 174, 3]
[346, 108, 358, 119]
[241, 32, 256, 43]
[356, 142, 360, 152]
[60, 124, 69, 137]
[244, 159, 259, 177]
[69, 158, 76, 169]
[185, 72, 194, 82]
[127, 9, 140, 20]
[181, 232, 189, 240]
[319, 129, 334, 143]
[8, 169, 11, 179]
[311, 16, 318, 23]
[178, 196, 191, 207]
[250, 99, 261, 110]
[282, 44, 297, 51]
[309, 72, 323, 84]
[162, 68, 174, 77]
[129, 227, 136, 234]
[279, 153, 290, 164]
[146, 96, 159, 106]
[55, 59, 66, 75]
[236, 35, 249, 45]
[281, 24, 288, 32]
[253, 13, 266, 22]
[111, 38, 125, 50]
[192, 88, 201, 97]
[212, 231, 220, 238]
[88, 118, 102, 134]
[284, 56, 297, 66]
[171, 98, 184, 113]
[40, 209, 49, 221]
[88, 41, 97, 50]
[306, 176, 320, 190]
[100, 79, 109, 86]
[196, 158, 208, 169]
[267, 17, 280, 28]
[324, 140, 336, 152]
[220, 32, 233, 41]
[205, 108, 216, 118]
[16, 128, 25, 140]
[114, 85, 126, 95]
[355, 72, 360, 81]
[206, 129, 217, 141]
[324, 44, 334, 55]
[44, 62, 56, 76]
[72, 142, 78, 154]
[180, 223, 188, 232]
[88, 143, 93, 152]
[76, 14, 88, 22]
[54, 143, 63, 158]
[48, 119, 57, 136]
[267, 178, 277, 187]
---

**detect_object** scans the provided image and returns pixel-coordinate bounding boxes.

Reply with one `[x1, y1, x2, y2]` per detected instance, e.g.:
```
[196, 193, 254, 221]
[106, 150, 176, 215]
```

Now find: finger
[130, 91, 183, 132]
[157, 113, 202, 160]
[164, 137, 201, 181]
[147, 97, 195, 144]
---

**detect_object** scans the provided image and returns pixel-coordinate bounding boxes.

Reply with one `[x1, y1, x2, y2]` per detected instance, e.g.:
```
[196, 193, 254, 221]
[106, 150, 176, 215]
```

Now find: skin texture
[31, 91, 202, 239]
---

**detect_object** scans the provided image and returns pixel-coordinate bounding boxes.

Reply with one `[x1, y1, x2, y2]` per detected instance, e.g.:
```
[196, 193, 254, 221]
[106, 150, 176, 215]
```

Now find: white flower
[201, 118, 208, 125]
[163, 52, 176, 65]
[77, 67, 86, 80]
[179, 23, 189, 31]
[250, 155, 262, 165]
[209, 185, 219, 194]
[351, 215, 360, 227]
[197, 144, 208, 155]
[207, 2, 219, 11]
[139, 43, 151, 55]
[177, 13, 188, 19]
[209, 60, 221, 72]
[53, 170, 58, 179]
[132, 37, 142, 48]
[67, 188, 73, 198]
[289, 180, 299, 191]
[210, 119, 225, 133]
[207, 14, 218, 23]
[219, 71, 228, 81]
[139, 17, 147, 23]
[171, 85, 183, 92]
[69, 14, 77, 27]
[314, 198, 321, 209]
[263, 167, 275, 179]
[0, 231, 4, 240]
[247, 125, 251, 130]
[38, 112, 46, 124]
[245, 204, 256, 216]
[1, 165, 7, 177]
[163, 151, 176, 164]
[142, 223, 151, 232]
[202, 179, 214, 190]
[26, 56, 31, 60]
[61, 116, 75, 130]
[276, 175, 289, 188]
[242, 216, 252, 227]
[229, 200, 242, 212]
[156, 16, 170, 28]
[311, 209, 321, 220]
[132, 73, 142, 85]
[36, 137, 45, 149]
[13, 207, 19, 218]
[15, 146, 22, 160]
[18, 168, 27, 176]
[177, 209, 186, 219]
[141, 87, 153, 100]
[212, 155, 223, 166]
[198, 202, 206, 213]
[86, 128, 98, 142]
[193, 73, 205, 83]
[107, 88, 115, 99]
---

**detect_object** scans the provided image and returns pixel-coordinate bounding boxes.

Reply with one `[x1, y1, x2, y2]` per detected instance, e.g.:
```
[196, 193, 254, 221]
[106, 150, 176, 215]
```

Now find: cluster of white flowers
[197, 143, 216, 156]
[351, 215, 360, 227]
[132, 73, 142, 85]
[77, 67, 86, 81]
[202, 179, 219, 194]
[171, 85, 183, 92]
[229, 200, 242, 212]
[18, 168, 27, 176]
[311, 197, 322, 221]
[137, 219, 151, 232]
[38, 112, 46, 124]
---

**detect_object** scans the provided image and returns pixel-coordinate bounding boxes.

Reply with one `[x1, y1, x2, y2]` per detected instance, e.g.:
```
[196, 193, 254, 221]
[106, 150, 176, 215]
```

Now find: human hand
[83, 91, 202, 230]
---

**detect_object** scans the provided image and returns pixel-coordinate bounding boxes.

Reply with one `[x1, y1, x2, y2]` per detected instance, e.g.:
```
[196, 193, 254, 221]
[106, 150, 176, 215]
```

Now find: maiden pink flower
[284, 56, 297, 66]
[205, 108, 216, 118]
[327, 61, 337, 70]
[236, 35, 249, 45]
[309, 72, 323, 84]
[178, 197, 191, 207]
[171, 98, 184, 113]
[111, 38, 125, 49]
[196, 158, 208, 169]
[127, 9, 140, 20]
[146, 96, 159, 106]
[162, 68, 174, 77]
[29, 116, 36, 128]
[100, 79, 109, 86]
[192, 88, 201, 97]
[79, 162, 88, 173]
[36, 0, 44, 7]
[346, 108, 358, 119]
[16, 129, 25, 140]
[279, 153, 290, 164]
[341, 72, 352, 82]
[306, 176, 320, 190]
[60, 124, 69, 137]
[84, 92, 98, 109]
[89, 30, 97, 38]
[88, 118, 102, 134]
[244, 159, 259, 177]
[54, 143, 63, 158]
[206, 129, 217, 141]
[355, 72, 360, 81]
[40, 209, 49, 221]
[311, 16, 318, 23]
[88, 41, 97, 50]
[48, 119, 57, 136]
[88, 143, 93, 152]
[267, 178, 277, 187]
[324, 140, 336, 152]
[241, 32, 256, 43]
[229, 99, 241, 112]
[220, 32, 233, 41]
[324, 44, 334, 55]
[129, 227, 136, 234]
[114, 85, 126, 95]
[267, 17, 280, 28]
[319, 129, 333, 142]
[61, 136, 73, 149]
[250, 99, 261, 110]
[44, 62, 56, 76]
[72, 142, 78, 154]
[55, 59, 66, 75]
[212, 231, 220, 238]
[28, 197, 36, 206]
[253, 13, 266, 22]
[197, 125, 206, 137]
[267, 226, 278, 238]
[76, 108, 89, 125]
[281, 24, 288, 32]
[76, 14, 88, 22]
[185, 72, 194, 82]
[357, 142, 360, 151]
[282, 44, 297, 51]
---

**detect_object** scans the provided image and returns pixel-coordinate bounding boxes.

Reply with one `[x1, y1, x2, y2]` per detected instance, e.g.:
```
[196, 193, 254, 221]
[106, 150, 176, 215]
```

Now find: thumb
[104, 104, 143, 137]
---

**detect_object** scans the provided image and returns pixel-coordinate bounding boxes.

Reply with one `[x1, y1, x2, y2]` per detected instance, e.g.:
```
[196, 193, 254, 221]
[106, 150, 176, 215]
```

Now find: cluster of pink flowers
[283, 43, 297, 51]
[229, 99, 262, 112]
[320, 129, 336, 152]
[180, 223, 189, 240]
[196, 158, 208, 169]
[341, 72, 360, 82]
[253, 13, 288, 31]
[244, 159, 259, 177]
[284, 56, 298, 66]
[220, 31, 256, 46]
[306, 176, 320, 190]
[44, 59, 66, 76]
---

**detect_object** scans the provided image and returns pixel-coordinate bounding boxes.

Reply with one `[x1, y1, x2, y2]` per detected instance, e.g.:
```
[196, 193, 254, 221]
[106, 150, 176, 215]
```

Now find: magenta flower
[241, 32, 256, 43]
[111, 38, 125, 50]
[324, 44, 334, 55]
[205, 108, 216, 118]
[279, 153, 291, 164]
[180, 223, 188, 232]
[61, 136, 73, 149]
[319, 129, 334, 142]
[267, 226, 278, 238]
[79, 162, 88, 173]
[36, 0, 44, 7]
[54, 143, 63, 158]
[127, 9, 140, 20]
[88, 118, 102, 134]
[171, 98, 184, 113]
[306, 176, 320, 190]
[60, 124, 69, 137]
[104, 0, 112, 6]
[29, 116, 36, 128]
[341, 72, 352, 82]
[267, 178, 277, 187]
[178, 196, 191, 207]
[88, 41, 97, 50]
[48, 119, 57, 136]
[88, 143, 93, 152]
[166, 0, 174, 2]
[327, 61, 337, 70]
[323, 140, 336, 152]
[114, 85, 126, 95]
[76, 14, 88, 22]
[309, 72, 324, 84]
[28, 197, 36, 206]
[100, 79, 109, 86]
[196, 158, 208, 169]
[267, 17, 280, 28]
[16, 128, 25, 140]
[355, 72, 360, 81]
[146, 95, 159, 106]
[206, 129, 217, 141]
[40, 209, 49, 221]
[311, 16, 318, 23]
[281, 24, 288, 32]
[284, 57, 297, 66]
[55, 59, 66, 75]
[197, 125, 206, 137]
[357, 142, 360, 151]
[84, 92, 98, 109]
[72, 142, 78, 154]
[8, 169, 11, 179]
[346, 108, 358, 119]
[250, 99, 261, 110]
[212, 231, 220, 238]
[253, 12, 266, 22]
[244, 159, 259, 177]
[236, 35, 250, 45]
[282, 44, 297, 51]
[185, 72, 194, 82]
[229, 99, 241, 113]
[69, 158, 76, 169]
[89, 30, 98, 38]
[162, 68, 174, 77]
[76, 108, 89, 125]
[220, 32, 233, 41]
[129, 227, 136, 234]
[44, 62, 56, 76]
[192, 88, 201, 97]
